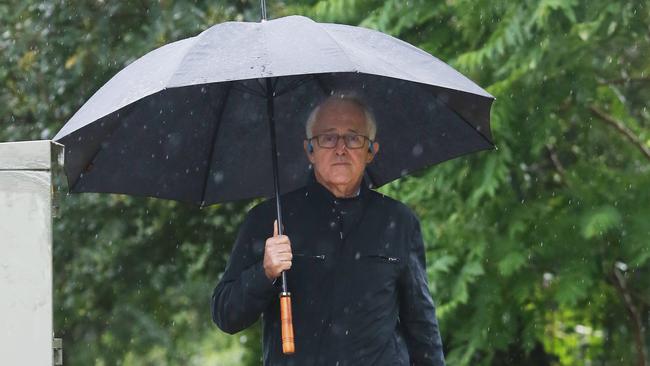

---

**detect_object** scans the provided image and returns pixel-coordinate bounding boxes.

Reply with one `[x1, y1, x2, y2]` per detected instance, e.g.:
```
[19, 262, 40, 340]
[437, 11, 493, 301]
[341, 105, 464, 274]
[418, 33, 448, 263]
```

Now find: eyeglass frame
[306, 133, 375, 150]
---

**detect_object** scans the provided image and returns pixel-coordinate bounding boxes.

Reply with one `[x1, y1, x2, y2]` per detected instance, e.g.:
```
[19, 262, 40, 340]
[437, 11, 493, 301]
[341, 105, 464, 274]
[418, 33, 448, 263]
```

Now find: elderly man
[212, 94, 445, 365]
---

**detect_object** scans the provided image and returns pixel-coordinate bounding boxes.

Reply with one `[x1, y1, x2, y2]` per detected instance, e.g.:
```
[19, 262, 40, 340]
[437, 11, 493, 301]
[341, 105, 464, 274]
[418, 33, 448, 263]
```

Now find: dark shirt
[211, 178, 445, 365]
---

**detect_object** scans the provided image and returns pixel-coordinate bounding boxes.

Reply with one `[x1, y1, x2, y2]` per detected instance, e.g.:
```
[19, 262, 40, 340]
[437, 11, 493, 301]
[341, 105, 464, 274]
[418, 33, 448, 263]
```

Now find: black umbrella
[54, 12, 495, 355]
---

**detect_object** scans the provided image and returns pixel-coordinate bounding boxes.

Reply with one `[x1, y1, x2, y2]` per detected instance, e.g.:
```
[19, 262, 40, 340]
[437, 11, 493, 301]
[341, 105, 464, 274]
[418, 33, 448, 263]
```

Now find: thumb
[273, 220, 278, 237]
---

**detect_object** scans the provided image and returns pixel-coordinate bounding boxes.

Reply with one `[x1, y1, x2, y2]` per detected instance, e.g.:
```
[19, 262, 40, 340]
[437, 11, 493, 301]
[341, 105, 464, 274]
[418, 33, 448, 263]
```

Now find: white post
[0, 140, 63, 366]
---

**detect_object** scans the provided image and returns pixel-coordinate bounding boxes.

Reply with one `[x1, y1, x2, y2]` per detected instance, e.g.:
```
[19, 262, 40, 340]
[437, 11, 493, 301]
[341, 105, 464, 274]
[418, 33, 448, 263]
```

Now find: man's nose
[334, 136, 347, 154]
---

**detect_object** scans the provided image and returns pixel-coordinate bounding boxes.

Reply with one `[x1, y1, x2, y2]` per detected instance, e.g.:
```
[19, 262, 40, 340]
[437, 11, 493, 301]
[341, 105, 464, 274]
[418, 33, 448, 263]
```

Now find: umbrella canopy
[54, 15, 494, 206]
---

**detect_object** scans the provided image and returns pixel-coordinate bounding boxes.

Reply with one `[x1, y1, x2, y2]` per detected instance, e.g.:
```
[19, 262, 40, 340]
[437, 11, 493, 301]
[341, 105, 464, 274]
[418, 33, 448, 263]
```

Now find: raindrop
[210, 168, 224, 185]
[412, 144, 423, 157]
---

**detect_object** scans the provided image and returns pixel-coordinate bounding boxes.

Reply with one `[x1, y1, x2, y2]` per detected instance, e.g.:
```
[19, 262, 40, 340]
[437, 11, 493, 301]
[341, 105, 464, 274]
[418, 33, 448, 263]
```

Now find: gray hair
[305, 92, 377, 140]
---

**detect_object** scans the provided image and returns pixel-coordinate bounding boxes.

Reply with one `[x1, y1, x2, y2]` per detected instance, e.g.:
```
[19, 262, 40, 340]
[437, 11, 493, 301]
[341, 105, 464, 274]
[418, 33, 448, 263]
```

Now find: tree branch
[589, 106, 650, 162]
[611, 265, 648, 366]
[545, 143, 566, 183]
[598, 76, 650, 85]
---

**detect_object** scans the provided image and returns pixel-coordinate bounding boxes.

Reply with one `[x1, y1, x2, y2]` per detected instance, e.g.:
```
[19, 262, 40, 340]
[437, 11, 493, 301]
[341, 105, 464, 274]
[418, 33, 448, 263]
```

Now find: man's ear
[304, 140, 316, 164]
[366, 141, 379, 163]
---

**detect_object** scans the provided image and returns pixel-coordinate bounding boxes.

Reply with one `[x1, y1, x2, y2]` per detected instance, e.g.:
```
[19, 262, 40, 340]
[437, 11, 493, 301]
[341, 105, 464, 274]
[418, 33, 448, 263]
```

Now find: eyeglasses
[309, 133, 372, 149]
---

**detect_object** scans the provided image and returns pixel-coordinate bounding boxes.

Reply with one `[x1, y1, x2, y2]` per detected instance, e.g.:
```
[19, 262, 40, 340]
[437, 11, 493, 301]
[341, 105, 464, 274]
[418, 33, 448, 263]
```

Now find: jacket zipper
[294, 253, 326, 261]
[363, 254, 400, 263]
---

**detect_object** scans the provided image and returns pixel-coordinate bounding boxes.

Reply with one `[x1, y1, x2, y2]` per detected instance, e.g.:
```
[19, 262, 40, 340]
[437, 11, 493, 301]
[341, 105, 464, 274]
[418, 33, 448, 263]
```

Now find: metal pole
[265, 78, 286, 293]
[260, 0, 267, 21]
[265, 78, 295, 355]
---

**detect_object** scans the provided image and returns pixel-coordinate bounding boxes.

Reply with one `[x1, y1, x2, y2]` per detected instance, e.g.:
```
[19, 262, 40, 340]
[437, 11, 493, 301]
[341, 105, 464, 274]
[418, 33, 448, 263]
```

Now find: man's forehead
[316, 126, 362, 134]
[313, 100, 367, 132]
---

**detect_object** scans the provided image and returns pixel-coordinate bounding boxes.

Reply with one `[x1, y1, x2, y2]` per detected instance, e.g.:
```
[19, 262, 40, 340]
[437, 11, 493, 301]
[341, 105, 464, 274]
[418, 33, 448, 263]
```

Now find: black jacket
[211, 179, 445, 365]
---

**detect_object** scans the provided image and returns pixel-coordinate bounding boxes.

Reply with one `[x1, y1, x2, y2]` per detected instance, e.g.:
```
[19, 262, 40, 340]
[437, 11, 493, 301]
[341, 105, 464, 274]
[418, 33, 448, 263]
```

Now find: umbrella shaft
[260, 0, 267, 21]
[265, 78, 287, 293]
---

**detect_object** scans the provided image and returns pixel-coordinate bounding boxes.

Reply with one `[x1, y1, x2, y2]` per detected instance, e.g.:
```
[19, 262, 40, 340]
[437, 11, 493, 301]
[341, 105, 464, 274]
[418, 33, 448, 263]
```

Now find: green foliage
[2, 0, 649, 365]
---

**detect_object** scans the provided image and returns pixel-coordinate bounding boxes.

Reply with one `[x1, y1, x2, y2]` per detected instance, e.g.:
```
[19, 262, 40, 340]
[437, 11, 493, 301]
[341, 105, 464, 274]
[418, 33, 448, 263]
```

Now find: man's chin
[325, 175, 356, 186]
[327, 169, 353, 180]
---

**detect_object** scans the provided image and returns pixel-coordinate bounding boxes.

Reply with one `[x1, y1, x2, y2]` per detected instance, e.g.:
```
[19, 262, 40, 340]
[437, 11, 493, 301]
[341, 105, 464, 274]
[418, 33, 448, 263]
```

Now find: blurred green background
[1, 1, 649, 365]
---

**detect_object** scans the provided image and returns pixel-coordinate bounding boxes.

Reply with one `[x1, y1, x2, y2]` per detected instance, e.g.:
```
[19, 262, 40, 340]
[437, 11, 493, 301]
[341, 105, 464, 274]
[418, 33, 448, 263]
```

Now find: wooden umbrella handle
[280, 292, 295, 354]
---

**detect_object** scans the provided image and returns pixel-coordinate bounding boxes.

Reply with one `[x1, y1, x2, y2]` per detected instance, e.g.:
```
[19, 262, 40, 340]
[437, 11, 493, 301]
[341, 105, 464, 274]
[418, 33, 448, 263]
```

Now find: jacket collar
[306, 171, 370, 206]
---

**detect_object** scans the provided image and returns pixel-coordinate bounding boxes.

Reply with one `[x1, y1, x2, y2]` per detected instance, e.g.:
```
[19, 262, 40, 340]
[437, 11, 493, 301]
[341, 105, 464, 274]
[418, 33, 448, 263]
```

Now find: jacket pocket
[353, 253, 402, 291]
[290, 253, 328, 291]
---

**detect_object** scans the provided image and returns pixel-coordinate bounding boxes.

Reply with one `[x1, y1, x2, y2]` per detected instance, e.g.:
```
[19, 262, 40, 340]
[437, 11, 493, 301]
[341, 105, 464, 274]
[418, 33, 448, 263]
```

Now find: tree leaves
[2, 0, 649, 364]
[580, 206, 622, 239]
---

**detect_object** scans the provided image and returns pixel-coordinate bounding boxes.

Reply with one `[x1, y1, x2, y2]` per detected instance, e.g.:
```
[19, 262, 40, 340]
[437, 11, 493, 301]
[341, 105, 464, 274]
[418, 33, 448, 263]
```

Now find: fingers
[273, 220, 285, 237]
[279, 260, 292, 271]
[267, 236, 291, 248]
[264, 221, 292, 281]
[271, 243, 292, 254]
[267, 220, 291, 248]
[263, 248, 292, 280]
[274, 250, 293, 262]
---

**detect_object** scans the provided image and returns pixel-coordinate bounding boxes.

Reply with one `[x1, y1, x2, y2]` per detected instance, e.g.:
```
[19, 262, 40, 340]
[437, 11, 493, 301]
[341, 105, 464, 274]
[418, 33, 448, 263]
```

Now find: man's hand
[263, 220, 292, 282]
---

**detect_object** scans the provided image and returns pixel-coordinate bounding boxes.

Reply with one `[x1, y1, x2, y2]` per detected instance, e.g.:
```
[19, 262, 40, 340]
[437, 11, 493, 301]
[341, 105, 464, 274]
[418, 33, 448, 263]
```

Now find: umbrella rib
[313, 74, 332, 96]
[275, 75, 312, 97]
[199, 82, 234, 206]
[272, 76, 280, 91]
[232, 83, 265, 98]
[67, 103, 138, 192]
[257, 78, 268, 95]
[314, 22, 357, 71]
[420, 85, 496, 147]
[165, 32, 204, 87]
[364, 169, 378, 189]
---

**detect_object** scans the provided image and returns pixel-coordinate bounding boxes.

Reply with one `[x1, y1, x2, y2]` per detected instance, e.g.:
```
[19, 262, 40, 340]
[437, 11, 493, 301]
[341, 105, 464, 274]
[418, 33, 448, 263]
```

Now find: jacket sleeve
[398, 216, 445, 366]
[211, 209, 278, 334]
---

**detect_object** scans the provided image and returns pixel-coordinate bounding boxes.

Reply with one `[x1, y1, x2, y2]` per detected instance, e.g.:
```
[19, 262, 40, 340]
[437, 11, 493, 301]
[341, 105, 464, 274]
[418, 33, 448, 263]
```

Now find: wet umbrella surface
[54, 15, 494, 206]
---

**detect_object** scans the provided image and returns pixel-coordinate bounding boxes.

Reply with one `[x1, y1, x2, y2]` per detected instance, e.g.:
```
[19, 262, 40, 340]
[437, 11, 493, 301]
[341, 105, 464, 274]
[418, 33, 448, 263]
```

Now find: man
[212, 94, 445, 365]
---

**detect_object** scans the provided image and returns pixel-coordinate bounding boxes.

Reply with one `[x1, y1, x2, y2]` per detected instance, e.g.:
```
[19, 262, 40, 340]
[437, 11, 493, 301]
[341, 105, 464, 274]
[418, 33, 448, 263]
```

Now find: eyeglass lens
[317, 134, 366, 149]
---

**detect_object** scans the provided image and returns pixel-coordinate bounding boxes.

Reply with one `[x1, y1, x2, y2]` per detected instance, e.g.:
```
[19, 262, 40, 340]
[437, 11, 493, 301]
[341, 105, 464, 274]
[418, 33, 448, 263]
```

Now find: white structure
[0, 140, 63, 366]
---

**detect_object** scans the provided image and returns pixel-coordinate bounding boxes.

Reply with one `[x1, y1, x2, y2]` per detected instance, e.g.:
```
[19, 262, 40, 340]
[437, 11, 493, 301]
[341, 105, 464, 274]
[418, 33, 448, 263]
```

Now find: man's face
[304, 100, 379, 190]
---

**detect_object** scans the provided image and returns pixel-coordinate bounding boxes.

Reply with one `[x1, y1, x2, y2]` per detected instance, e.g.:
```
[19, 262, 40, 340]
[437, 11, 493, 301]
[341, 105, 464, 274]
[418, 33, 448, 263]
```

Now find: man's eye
[323, 135, 337, 143]
[348, 135, 362, 143]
